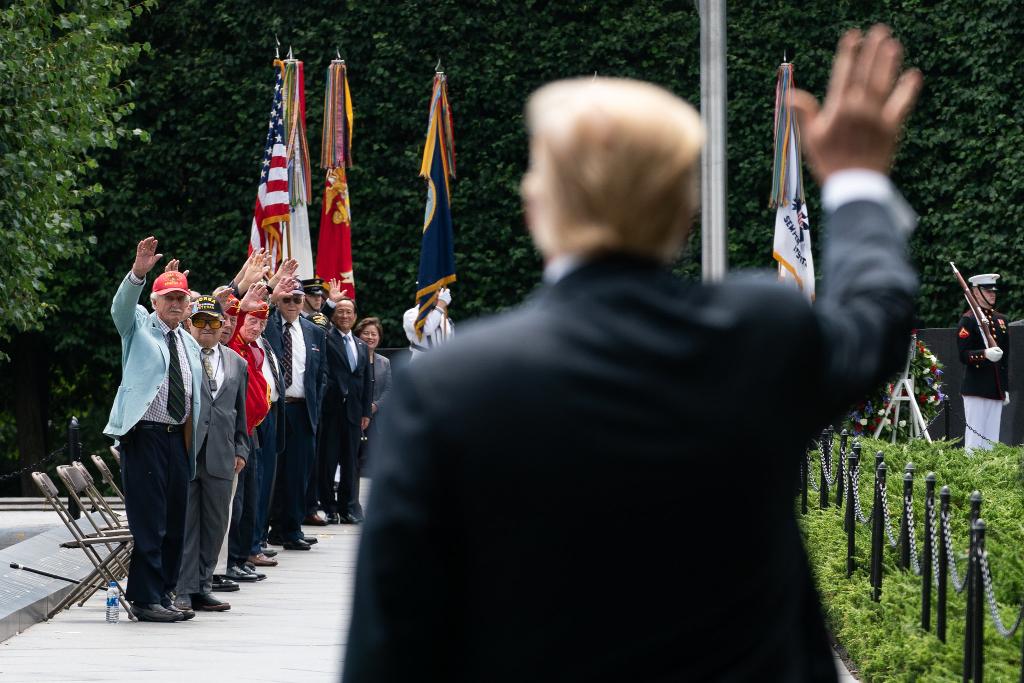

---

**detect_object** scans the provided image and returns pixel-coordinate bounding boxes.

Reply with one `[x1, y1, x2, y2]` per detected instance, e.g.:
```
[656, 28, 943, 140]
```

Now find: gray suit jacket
[194, 344, 249, 480]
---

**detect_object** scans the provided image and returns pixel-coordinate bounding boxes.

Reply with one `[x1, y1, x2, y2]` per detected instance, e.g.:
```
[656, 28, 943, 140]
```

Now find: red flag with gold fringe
[316, 59, 356, 298]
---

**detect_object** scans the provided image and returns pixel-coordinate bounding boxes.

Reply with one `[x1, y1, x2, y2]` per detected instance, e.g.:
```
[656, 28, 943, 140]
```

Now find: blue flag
[415, 74, 457, 338]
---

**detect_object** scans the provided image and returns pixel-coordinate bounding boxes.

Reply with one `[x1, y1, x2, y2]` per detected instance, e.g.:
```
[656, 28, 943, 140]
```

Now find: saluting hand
[132, 236, 163, 279]
[163, 258, 190, 278]
[791, 25, 923, 184]
[327, 278, 345, 303]
[240, 282, 268, 312]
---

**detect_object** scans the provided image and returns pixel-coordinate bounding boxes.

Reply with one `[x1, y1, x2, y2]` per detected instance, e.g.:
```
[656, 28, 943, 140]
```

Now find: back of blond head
[523, 78, 704, 263]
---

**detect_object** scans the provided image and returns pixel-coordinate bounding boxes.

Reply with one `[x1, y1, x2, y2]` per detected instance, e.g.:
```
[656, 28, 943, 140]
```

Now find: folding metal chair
[90, 453, 126, 509]
[33, 471, 136, 621]
[108, 445, 121, 467]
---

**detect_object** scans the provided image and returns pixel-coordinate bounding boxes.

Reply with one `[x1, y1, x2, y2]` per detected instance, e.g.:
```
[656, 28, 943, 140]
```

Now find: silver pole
[699, 0, 728, 281]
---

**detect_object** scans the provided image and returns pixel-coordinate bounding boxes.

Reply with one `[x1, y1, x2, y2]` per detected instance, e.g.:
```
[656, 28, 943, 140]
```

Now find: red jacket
[228, 310, 271, 435]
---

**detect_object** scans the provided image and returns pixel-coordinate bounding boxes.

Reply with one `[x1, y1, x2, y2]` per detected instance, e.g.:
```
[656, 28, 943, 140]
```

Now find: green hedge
[802, 438, 1024, 681]
[5, 0, 1024, 483]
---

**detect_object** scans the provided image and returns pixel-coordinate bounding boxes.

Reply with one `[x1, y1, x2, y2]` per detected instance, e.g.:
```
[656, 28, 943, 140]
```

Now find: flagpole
[699, 0, 728, 282]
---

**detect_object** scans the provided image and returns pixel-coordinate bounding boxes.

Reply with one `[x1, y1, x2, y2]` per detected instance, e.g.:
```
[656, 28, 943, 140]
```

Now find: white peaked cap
[968, 273, 1000, 287]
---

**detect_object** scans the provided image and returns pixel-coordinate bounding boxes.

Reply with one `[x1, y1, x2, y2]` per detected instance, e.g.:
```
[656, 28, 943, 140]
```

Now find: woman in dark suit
[354, 317, 392, 472]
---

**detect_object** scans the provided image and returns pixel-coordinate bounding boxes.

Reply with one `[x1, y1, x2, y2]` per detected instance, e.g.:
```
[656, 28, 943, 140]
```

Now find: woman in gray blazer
[354, 317, 392, 471]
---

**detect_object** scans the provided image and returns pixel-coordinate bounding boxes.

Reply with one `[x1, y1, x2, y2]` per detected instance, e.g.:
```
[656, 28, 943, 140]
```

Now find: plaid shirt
[134, 278, 193, 424]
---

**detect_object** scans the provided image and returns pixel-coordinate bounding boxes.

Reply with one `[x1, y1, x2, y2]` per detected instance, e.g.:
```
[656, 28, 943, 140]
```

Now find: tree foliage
[0, 0, 153, 346]
[3, 0, 1024, 481]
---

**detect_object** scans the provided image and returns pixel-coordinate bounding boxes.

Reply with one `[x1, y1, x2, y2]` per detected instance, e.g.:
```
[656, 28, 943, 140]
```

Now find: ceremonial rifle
[949, 261, 1000, 351]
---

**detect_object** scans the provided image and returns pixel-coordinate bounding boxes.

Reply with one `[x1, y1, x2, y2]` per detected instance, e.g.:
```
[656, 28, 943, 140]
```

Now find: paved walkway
[0, 502, 859, 681]
[0, 520, 360, 682]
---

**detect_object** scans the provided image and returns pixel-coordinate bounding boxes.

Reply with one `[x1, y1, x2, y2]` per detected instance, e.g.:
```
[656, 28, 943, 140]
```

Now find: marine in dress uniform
[402, 287, 454, 358]
[957, 273, 1010, 450]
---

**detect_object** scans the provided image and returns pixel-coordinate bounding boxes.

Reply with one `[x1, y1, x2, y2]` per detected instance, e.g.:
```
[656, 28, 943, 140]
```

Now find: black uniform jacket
[343, 199, 917, 683]
[957, 310, 1010, 400]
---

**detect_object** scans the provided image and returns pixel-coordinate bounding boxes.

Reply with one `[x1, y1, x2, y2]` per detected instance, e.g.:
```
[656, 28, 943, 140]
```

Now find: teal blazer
[103, 273, 204, 477]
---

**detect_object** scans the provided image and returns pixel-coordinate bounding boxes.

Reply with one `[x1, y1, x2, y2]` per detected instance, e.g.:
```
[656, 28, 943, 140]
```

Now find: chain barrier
[964, 419, 1000, 447]
[806, 451, 820, 493]
[850, 464, 871, 524]
[0, 445, 69, 483]
[929, 501, 941, 589]
[979, 551, 1024, 637]
[904, 493, 921, 575]
[821, 447, 835, 488]
[941, 510, 967, 594]
[879, 483, 900, 548]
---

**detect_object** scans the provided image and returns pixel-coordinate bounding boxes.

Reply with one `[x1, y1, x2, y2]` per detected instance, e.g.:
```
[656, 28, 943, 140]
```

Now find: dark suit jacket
[263, 309, 327, 430]
[259, 337, 287, 455]
[323, 327, 372, 425]
[344, 199, 917, 682]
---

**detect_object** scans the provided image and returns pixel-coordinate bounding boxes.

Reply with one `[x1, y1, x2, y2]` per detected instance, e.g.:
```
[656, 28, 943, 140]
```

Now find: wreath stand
[873, 333, 933, 443]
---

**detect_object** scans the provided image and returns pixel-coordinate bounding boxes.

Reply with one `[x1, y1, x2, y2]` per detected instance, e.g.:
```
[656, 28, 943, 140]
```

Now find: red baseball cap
[152, 271, 190, 296]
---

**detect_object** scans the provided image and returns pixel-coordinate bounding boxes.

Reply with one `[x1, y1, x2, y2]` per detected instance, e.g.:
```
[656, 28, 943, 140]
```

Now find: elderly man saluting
[104, 237, 204, 623]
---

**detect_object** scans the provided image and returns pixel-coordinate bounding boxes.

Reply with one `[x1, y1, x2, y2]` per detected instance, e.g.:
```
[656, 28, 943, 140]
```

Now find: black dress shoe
[131, 602, 183, 622]
[340, 514, 363, 524]
[266, 535, 285, 546]
[225, 564, 259, 582]
[191, 592, 231, 611]
[299, 534, 318, 544]
[261, 548, 278, 558]
[242, 562, 268, 581]
[326, 512, 341, 524]
[162, 594, 195, 621]
[211, 575, 240, 592]
[282, 538, 311, 550]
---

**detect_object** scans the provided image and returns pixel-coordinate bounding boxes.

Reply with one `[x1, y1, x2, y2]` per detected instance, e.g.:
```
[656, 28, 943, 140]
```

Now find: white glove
[1004, 392, 1011, 407]
[438, 288, 452, 305]
[984, 347, 1004, 363]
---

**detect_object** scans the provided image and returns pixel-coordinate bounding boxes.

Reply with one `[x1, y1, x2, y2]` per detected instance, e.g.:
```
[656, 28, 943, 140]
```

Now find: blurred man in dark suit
[345, 26, 922, 682]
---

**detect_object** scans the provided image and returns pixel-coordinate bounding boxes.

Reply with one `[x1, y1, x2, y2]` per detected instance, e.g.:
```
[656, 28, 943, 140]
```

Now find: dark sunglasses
[282, 296, 304, 304]
[191, 318, 223, 329]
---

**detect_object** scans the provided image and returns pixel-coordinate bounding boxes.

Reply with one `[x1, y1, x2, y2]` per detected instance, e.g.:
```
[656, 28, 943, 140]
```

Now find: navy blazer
[263, 309, 327, 430]
[323, 326, 373, 426]
[344, 198, 918, 682]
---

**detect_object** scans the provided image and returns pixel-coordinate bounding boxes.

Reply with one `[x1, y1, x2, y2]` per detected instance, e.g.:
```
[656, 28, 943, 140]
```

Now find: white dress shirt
[199, 344, 226, 400]
[257, 337, 280, 403]
[282, 317, 306, 399]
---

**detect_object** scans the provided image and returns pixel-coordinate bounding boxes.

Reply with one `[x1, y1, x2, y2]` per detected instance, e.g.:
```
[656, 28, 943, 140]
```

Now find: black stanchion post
[846, 448, 857, 578]
[944, 396, 951, 440]
[938, 485, 951, 643]
[820, 430, 829, 509]
[836, 428, 848, 509]
[900, 462, 914, 571]
[963, 516, 978, 682]
[971, 520, 985, 683]
[800, 450, 808, 516]
[67, 416, 81, 520]
[875, 449, 884, 473]
[970, 490, 982, 526]
[871, 461, 887, 602]
[922, 473, 936, 632]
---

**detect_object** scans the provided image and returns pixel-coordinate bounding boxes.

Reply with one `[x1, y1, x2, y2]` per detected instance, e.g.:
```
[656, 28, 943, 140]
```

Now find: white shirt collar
[543, 254, 584, 284]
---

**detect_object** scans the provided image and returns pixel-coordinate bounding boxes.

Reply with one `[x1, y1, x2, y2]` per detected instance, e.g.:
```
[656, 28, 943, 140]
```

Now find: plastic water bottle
[105, 581, 119, 623]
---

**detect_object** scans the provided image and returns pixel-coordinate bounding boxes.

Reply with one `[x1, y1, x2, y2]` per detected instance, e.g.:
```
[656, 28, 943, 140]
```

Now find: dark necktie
[166, 329, 186, 422]
[282, 321, 293, 388]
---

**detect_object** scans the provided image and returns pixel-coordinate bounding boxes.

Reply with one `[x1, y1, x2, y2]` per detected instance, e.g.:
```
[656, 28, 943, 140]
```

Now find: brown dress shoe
[303, 514, 328, 526]
[248, 553, 279, 567]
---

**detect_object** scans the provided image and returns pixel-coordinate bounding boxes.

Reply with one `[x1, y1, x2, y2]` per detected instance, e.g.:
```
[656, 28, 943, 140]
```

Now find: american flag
[249, 64, 290, 263]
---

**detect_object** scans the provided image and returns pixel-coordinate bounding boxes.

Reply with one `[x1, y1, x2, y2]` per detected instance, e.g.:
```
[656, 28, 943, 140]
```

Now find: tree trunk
[12, 332, 50, 496]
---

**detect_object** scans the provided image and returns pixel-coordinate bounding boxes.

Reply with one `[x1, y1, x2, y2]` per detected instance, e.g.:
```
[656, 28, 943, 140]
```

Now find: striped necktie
[166, 329, 186, 422]
[282, 321, 293, 388]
